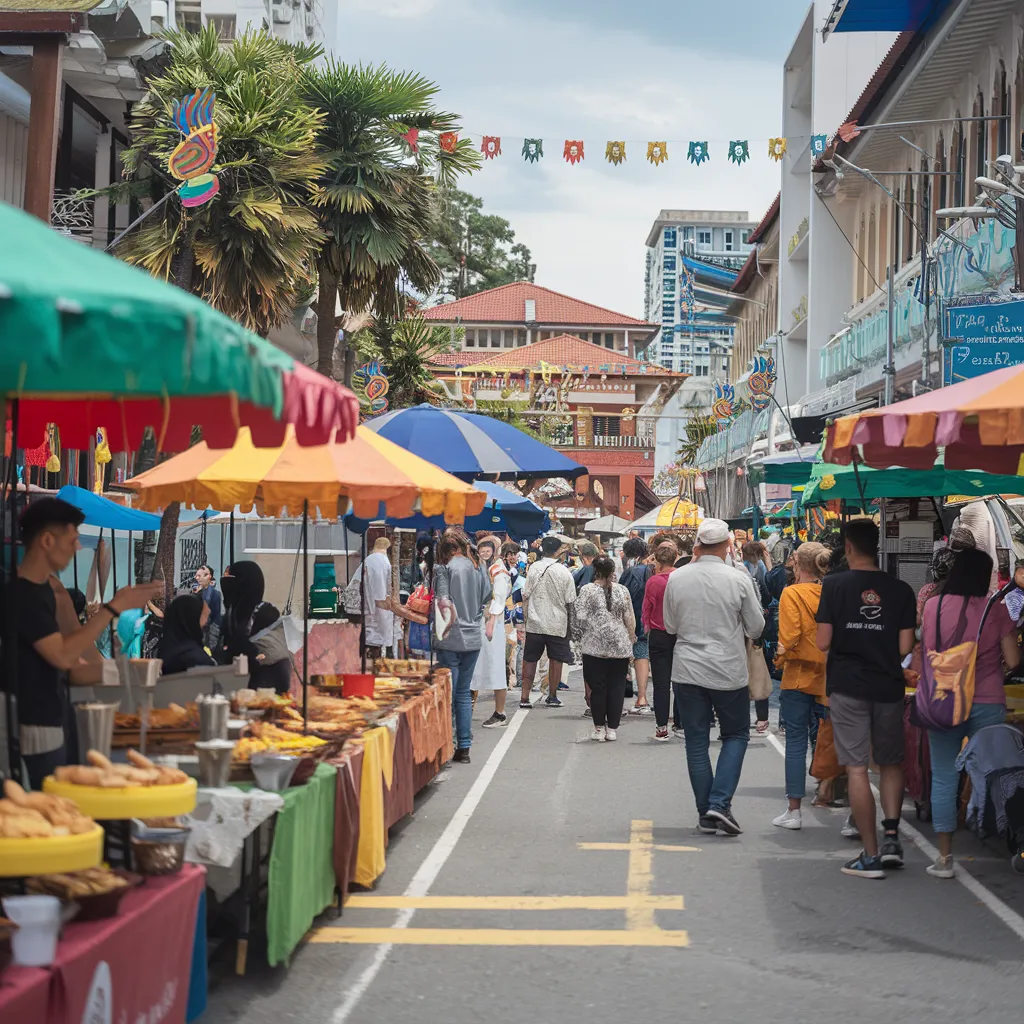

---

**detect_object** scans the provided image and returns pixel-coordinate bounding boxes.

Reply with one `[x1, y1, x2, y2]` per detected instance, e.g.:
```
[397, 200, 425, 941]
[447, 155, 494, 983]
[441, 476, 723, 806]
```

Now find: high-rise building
[643, 210, 756, 375]
[169, 0, 325, 47]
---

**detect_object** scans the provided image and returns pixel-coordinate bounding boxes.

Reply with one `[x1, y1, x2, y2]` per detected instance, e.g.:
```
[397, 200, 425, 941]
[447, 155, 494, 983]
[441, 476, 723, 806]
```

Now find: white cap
[695, 518, 730, 546]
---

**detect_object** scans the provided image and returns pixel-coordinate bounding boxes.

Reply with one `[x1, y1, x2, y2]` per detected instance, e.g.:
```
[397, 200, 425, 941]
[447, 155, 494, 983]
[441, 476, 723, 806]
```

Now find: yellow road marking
[344, 895, 684, 911]
[309, 928, 690, 948]
[577, 843, 701, 853]
[625, 819, 655, 929]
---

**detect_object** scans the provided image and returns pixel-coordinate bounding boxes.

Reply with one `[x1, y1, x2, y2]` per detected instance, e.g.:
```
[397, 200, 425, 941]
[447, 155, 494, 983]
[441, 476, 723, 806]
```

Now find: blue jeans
[928, 702, 1006, 833]
[676, 684, 750, 815]
[779, 690, 821, 799]
[436, 648, 481, 752]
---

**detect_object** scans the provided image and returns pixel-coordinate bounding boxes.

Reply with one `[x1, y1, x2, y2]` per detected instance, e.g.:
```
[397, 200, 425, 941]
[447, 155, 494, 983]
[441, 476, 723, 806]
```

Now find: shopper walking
[643, 541, 679, 741]
[521, 535, 577, 710]
[476, 536, 513, 729]
[434, 534, 491, 763]
[663, 518, 765, 836]
[771, 542, 831, 830]
[574, 556, 636, 741]
[619, 538, 653, 715]
[815, 519, 916, 878]
[920, 548, 1020, 878]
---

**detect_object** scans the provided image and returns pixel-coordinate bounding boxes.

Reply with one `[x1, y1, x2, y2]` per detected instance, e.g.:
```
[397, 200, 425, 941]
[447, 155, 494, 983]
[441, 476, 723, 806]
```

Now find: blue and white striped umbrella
[364, 403, 586, 481]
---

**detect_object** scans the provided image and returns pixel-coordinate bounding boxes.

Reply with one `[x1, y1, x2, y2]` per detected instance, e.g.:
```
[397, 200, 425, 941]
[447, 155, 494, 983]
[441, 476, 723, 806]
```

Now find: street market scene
[3, 0, 1024, 1022]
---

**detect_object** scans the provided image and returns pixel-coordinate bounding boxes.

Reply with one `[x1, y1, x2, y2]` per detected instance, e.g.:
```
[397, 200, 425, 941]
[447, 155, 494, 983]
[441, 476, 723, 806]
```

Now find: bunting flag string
[647, 141, 668, 165]
[522, 138, 543, 162]
[687, 141, 709, 165]
[605, 141, 626, 165]
[563, 140, 584, 164]
[481, 135, 501, 159]
[768, 137, 787, 161]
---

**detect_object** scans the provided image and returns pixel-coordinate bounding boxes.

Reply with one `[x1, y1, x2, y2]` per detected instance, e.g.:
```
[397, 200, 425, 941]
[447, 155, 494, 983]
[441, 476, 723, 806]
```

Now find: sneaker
[590, 727, 606, 742]
[772, 808, 802, 831]
[841, 851, 886, 879]
[605, 728, 618, 742]
[519, 699, 533, 709]
[840, 815, 860, 840]
[697, 815, 718, 835]
[481, 712, 507, 729]
[581, 707, 592, 718]
[653, 727, 670, 742]
[926, 855, 955, 879]
[706, 808, 742, 837]
[558, 681, 570, 690]
[452, 748, 471, 764]
[672, 726, 686, 739]
[544, 695, 564, 708]
[630, 703, 653, 716]
[880, 835, 904, 869]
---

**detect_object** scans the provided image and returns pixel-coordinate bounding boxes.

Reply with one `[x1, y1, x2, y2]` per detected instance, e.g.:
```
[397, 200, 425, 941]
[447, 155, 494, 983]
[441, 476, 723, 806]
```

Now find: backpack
[914, 593, 982, 731]
[618, 564, 652, 638]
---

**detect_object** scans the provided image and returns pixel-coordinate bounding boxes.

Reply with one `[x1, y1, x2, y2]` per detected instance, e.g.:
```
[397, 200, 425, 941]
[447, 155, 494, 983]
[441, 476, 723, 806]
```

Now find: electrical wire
[814, 188, 881, 293]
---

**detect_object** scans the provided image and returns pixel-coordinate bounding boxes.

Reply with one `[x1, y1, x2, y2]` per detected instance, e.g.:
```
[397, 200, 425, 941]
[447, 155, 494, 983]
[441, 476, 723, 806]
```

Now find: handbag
[810, 717, 841, 781]
[914, 593, 978, 731]
[407, 583, 432, 616]
[746, 639, 773, 701]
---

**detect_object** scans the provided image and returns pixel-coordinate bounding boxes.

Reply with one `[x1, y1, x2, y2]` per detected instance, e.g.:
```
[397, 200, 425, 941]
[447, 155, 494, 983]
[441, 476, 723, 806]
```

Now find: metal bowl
[249, 753, 299, 792]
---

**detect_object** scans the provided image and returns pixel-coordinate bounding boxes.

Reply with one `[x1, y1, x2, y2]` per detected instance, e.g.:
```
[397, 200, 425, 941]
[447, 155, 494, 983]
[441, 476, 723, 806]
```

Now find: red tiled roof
[422, 282, 655, 329]
[429, 334, 680, 376]
[429, 352, 479, 366]
[746, 193, 779, 245]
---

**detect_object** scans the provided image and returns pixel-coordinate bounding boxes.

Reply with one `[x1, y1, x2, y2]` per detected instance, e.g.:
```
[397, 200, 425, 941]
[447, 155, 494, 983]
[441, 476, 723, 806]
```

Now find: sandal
[755, 720, 769, 734]
[630, 703, 653, 716]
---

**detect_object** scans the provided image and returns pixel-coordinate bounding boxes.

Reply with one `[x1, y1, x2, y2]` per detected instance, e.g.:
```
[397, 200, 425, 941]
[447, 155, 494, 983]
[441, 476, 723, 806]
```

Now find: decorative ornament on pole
[481, 136, 501, 159]
[768, 137, 787, 162]
[605, 141, 626, 165]
[746, 355, 777, 413]
[711, 382, 735, 425]
[168, 88, 220, 208]
[728, 141, 749, 165]
[439, 131, 459, 153]
[647, 141, 668, 166]
[687, 141, 709, 165]
[522, 138, 544, 162]
[563, 140, 584, 164]
[352, 360, 390, 415]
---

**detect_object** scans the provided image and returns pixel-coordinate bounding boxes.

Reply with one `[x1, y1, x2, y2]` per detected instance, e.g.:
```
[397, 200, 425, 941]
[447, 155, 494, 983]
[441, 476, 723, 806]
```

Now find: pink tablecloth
[0, 963, 50, 1022]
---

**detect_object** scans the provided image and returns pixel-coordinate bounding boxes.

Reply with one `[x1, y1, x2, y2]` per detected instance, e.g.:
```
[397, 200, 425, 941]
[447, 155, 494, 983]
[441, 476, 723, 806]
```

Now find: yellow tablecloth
[353, 725, 394, 888]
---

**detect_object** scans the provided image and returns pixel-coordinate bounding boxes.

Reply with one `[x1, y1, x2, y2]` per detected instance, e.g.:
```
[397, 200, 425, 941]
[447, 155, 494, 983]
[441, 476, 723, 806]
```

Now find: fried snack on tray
[232, 721, 328, 763]
[53, 750, 190, 788]
[27, 867, 130, 899]
[115, 702, 198, 731]
[0, 779, 95, 837]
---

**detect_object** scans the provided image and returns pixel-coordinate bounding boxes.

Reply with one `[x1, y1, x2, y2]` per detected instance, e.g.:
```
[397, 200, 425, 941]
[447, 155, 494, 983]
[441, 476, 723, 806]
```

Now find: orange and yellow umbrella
[126, 425, 487, 522]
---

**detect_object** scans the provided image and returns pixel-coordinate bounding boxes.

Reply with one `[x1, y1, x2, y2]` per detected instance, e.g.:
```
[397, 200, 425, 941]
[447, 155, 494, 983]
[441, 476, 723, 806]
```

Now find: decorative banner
[401, 127, 420, 153]
[481, 136, 501, 159]
[768, 137, 787, 161]
[168, 87, 219, 208]
[747, 355, 777, 413]
[810, 134, 828, 157]
[687, 141, 709, 165]
[838, 121, 861, 143]
[522, 138, 543, 162]
[605, 141, 626, 165]
[564, 140, 584, 164]
[352, 360, 390, 415]
[647, 141, 668, 166]
[439, 131, 459, 153]
[728, 141, 749, 165]
[711, 382, 735, 424]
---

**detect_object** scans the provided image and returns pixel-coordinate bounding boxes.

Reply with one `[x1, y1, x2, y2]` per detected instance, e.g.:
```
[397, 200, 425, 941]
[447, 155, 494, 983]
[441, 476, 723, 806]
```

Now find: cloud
[333, 0, 791, 318]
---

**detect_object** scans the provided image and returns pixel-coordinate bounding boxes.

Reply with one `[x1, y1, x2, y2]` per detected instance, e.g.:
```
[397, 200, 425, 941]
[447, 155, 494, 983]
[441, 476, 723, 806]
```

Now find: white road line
[765, 727, 1024, 940]
[331, 708, 531, 1023]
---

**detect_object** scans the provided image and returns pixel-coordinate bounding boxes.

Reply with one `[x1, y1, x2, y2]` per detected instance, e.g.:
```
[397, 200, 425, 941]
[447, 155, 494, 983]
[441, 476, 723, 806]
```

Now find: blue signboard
[943, 298, 1024, 385]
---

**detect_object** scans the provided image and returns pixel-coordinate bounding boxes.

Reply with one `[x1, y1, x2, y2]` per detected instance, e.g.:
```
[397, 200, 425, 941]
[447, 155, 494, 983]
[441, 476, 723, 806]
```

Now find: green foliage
[431, 189, 535, 299]
[473, 400, 543, 442]
[113, 27, 326, 336]
[676, 415, 718, 466]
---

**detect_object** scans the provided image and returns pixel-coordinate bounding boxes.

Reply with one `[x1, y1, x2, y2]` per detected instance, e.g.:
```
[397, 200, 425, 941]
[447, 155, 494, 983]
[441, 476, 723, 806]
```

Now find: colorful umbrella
[824, 364, 1024, 474]
[126, 425, 487, 522]
[630, 498, 702, 532]
[0, 202, 358, 451]
[364, 403, 586, 481]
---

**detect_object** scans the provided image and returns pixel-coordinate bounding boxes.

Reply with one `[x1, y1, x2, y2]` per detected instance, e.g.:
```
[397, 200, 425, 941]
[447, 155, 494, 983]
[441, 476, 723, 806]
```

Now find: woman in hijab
[159, 594, 216, 675]
[218, 561, 292, 693]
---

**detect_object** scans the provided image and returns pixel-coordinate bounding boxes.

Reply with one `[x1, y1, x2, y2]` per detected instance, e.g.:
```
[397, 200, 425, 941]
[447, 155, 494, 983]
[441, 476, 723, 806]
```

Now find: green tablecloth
[265, 762, 338, 966]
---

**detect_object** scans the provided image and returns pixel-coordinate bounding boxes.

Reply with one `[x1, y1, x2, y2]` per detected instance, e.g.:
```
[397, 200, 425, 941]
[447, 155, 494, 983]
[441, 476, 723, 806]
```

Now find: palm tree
[113, 27, 327, 337]
[301, 61, 480, 384]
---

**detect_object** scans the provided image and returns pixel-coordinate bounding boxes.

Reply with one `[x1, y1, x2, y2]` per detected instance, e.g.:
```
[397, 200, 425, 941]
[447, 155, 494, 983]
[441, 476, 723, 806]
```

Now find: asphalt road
[203, 672, 1024, 1024]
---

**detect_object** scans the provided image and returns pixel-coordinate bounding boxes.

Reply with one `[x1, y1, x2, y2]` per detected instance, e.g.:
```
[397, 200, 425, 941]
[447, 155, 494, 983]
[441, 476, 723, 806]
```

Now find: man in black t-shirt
[815, 519, 916, 880]
[15, 498, 160, 788]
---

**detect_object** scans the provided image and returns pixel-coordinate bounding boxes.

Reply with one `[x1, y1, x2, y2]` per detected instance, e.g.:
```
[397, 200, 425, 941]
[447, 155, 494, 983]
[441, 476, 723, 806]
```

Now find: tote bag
[914, 594, 978, 731]
[746, 639, 773, 701]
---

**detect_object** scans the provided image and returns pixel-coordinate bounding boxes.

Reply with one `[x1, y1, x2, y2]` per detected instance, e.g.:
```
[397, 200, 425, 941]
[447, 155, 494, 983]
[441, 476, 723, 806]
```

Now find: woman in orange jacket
[772, 542, 831, 831]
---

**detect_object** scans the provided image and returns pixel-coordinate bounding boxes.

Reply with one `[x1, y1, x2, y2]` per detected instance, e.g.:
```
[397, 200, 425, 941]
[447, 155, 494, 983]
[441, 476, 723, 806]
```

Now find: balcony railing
[549, 434, 654, 449]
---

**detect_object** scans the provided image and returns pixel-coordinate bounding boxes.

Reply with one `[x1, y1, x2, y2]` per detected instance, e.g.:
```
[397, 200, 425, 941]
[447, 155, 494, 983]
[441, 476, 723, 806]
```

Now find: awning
[56, 485, 161, 531]
[823, 0, 950, 39]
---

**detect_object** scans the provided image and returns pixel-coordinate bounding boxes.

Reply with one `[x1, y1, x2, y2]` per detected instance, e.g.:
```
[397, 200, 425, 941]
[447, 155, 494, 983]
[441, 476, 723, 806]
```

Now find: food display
[54, 749, 190, 788]
[0, 781, 95, 837]
[232, 722, 329, 763]
[115, 703, 198, 731]
[232, 689, 294, 712]
[375, 657, 431, 675]
[27, 866, 132, 900]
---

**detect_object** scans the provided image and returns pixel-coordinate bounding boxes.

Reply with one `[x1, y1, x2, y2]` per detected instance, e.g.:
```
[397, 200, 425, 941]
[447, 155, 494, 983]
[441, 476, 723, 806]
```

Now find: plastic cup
[2, 895, 62, 966]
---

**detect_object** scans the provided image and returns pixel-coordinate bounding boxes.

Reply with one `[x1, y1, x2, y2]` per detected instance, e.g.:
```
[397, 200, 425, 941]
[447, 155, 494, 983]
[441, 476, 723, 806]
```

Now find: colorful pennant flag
[647, 141, 668, 166]
[564, 140, 584, 164]
[687, 141, 709, 165]
[522, 138, 543, 162]
[401, 127, 419, 153]
[439, 132, 459, 153]
[481, 136, 501, 159]
[768, 137, 787, 161]
[810, 134, 827, 157]
[838, 121, 861, 143]
[605, 141, 626, 165]
[728, 141, 749, 165]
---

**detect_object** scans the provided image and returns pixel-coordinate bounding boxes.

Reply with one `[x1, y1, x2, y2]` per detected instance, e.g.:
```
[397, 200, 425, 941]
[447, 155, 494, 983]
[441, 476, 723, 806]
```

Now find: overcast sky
[334, 0, 814, 318]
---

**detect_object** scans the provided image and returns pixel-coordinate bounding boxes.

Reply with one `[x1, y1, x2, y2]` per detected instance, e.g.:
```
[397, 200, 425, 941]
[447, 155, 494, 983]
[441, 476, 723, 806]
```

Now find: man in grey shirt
[663, 518, 765, 837]
[434, 534, 491, 764]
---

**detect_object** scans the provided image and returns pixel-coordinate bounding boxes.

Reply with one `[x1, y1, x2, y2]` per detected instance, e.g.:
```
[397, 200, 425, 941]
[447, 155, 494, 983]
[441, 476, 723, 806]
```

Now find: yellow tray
[0, 823, 103, 877]
[43, 777, 198, 819]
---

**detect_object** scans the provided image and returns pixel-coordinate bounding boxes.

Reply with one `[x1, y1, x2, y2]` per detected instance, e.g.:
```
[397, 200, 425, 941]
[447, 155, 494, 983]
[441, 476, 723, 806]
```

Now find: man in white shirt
[363, 537, 396, 658]
[663, 518, 765, 837]
[521, 536, 577, 709]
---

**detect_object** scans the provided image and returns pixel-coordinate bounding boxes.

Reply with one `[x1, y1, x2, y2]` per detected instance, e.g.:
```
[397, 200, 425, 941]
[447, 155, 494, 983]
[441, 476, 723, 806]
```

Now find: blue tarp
[57, 485, 162, 531]
[344, 481, 549, 542]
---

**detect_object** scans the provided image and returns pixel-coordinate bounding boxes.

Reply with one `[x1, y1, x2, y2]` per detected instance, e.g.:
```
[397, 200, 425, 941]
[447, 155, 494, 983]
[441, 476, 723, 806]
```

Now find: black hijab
[221, 561, 264, 636]
[158, 594, 215, 675]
